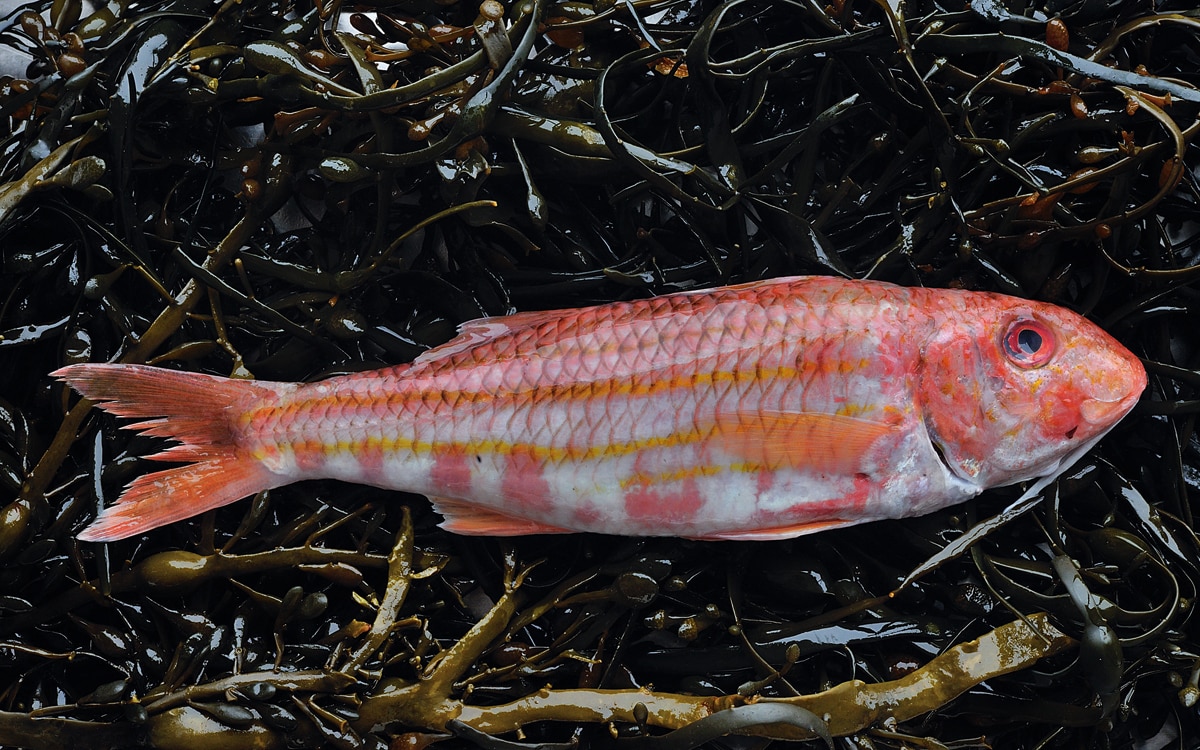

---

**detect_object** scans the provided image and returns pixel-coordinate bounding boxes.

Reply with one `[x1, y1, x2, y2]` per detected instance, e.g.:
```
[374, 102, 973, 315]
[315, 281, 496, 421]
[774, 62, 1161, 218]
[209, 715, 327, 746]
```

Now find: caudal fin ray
[77, 458, 275, 542]
[53, 363, 281, 541]
[52, 364, 271, 451]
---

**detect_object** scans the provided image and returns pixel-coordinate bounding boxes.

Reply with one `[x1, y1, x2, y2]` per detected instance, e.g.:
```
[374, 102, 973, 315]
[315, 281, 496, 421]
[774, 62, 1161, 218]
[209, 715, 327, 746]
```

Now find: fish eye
[1003, 319, 1055, 368]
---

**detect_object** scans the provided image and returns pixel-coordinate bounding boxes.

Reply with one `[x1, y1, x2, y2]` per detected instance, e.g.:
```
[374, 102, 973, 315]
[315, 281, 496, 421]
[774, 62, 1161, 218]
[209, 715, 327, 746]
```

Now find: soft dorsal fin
[430, 498, 573, 536]
[714, 410, 897, 474]
[411, 310, 567, 368]
[411, 277, 819, 369]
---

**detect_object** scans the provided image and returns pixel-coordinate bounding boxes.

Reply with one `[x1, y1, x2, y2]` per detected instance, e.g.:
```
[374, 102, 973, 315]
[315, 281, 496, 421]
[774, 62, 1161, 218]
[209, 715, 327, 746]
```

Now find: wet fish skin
[54, 276, 1146, 542]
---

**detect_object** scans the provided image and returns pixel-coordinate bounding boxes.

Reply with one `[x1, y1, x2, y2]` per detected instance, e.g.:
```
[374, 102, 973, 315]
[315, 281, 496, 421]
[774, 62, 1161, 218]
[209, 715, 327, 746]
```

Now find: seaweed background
[1, 0, 1199, 747]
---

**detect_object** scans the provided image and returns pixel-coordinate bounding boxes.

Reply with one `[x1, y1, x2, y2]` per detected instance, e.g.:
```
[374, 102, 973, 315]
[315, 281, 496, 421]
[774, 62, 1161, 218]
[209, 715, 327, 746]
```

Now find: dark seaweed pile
[1, 0, 1199, 748]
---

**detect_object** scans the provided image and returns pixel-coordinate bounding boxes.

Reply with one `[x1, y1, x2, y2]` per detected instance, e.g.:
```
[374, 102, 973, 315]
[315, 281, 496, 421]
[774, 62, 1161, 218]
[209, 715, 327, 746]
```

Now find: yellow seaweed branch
[356, 610, 1073, 740]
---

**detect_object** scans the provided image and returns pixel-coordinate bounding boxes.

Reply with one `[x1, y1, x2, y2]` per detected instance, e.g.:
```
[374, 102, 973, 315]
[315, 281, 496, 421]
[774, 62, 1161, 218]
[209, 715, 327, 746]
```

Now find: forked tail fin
[53, 364, 280, 542]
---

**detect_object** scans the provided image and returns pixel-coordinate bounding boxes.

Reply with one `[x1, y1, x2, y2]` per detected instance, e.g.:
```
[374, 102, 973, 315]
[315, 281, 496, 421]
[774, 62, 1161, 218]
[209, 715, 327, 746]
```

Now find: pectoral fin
[431, 498, 573, 536]
[715, 410, 897, 474]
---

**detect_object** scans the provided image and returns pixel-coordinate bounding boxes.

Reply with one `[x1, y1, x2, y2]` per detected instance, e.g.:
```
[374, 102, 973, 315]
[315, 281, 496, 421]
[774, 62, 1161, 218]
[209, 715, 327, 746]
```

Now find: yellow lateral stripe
[281, 363, 805, 417]
[278, 425, 721, 465]
[272, 400, 889, 466]
[617, 463, 770, 489]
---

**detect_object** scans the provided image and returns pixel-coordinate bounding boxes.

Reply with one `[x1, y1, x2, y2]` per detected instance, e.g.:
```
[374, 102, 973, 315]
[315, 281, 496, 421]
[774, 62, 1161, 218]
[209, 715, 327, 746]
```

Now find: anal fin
[431, 498, 573, 536]
[696, 518, 857, 541]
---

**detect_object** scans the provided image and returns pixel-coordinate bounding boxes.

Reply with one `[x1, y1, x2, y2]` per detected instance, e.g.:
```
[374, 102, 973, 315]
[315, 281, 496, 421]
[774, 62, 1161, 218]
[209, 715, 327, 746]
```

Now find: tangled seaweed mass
[1, 0, 1199, 747]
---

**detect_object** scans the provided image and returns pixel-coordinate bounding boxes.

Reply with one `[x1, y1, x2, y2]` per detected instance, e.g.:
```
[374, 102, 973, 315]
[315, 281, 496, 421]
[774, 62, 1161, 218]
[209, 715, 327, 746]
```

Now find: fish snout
[1079, 353, 1146, 427]
[1080, 391, 1137, 426]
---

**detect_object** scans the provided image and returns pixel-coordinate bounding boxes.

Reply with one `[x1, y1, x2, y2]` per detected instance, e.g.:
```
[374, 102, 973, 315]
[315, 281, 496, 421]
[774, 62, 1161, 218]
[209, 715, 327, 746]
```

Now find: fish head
[918, 293, 1145, 489]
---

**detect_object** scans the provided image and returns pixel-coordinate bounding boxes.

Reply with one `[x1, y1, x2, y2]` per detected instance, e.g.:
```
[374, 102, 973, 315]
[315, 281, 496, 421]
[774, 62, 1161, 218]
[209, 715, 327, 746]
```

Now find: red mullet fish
[55, 276, 1146, 542]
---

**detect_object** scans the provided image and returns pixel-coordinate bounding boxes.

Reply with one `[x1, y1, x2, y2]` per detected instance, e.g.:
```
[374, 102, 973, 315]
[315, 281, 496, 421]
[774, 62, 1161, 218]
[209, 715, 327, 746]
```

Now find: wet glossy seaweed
[1, 0, 1199, 747]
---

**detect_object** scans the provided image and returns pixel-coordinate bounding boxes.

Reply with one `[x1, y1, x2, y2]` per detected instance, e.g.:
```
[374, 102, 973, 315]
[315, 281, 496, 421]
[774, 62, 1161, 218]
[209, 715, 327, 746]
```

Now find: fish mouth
[1080, 392, 1139, 426]
[1079, 353, 1146, 427]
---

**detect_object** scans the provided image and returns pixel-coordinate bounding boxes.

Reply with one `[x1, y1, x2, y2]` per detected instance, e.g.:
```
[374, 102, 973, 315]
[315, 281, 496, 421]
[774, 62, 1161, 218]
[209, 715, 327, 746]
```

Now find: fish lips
[1080, 390, 1141, 427]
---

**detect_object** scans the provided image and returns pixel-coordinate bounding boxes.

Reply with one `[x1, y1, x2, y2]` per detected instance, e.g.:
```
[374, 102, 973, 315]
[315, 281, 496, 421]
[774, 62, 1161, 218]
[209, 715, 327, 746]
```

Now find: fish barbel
[55, 276, 1146, 542]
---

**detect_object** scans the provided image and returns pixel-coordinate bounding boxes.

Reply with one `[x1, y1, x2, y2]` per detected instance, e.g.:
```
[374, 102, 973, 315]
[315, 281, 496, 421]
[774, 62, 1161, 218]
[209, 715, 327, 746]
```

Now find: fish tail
[53, 363, 278, 542]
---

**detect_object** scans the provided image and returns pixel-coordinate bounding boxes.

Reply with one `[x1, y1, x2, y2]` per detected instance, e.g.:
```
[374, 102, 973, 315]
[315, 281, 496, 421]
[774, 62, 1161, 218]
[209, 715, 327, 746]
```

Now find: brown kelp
[1, 0, 1199, 748]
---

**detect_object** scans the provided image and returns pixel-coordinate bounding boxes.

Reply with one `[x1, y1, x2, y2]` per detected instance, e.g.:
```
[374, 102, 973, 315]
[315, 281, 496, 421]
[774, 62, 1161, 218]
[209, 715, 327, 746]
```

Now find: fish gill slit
[928, 436, 956, 476]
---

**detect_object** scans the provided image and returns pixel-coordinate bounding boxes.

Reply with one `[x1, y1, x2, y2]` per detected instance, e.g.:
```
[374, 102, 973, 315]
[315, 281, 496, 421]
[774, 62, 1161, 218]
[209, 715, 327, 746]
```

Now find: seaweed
[2, 0, 1200, 747]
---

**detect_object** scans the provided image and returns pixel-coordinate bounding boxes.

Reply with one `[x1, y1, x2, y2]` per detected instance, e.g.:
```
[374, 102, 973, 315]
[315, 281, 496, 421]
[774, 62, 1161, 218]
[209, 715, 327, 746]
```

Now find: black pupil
[1017, 328, 1042, 354]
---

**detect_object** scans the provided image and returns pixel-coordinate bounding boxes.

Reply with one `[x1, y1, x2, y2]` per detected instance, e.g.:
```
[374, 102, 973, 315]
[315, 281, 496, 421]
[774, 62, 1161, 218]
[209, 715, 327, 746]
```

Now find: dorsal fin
[410, 279, 814, 369]
[411, 310, 567, 368]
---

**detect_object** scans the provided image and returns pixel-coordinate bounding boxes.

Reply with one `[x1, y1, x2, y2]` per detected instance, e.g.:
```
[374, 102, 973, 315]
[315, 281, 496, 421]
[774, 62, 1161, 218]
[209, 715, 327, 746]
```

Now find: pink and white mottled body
[55, 276, 1146, 542]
